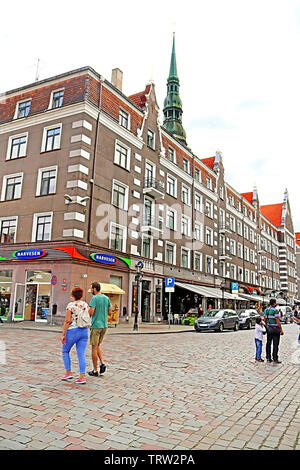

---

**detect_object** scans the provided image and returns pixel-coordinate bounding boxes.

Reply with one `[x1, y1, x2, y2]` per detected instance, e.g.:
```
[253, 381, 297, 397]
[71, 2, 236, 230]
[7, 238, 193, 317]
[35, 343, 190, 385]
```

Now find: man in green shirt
[88, 282, 112, 377]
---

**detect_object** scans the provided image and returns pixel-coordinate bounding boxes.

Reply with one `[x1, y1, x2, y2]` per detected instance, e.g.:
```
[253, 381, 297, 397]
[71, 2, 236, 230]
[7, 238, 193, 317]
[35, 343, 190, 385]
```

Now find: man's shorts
[90, 328, 107, 346]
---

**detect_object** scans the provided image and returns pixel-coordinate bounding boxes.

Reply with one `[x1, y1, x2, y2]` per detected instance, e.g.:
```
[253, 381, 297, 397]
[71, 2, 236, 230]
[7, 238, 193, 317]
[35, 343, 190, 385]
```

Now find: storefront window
[26, 270, 51, 283]
[0, 271, 12, 320]
[0, 270, 13, 282]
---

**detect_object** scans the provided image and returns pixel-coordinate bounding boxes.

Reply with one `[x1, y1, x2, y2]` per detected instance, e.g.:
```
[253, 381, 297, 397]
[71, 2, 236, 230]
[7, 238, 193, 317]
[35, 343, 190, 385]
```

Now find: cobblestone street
[0, 324, 299, 450]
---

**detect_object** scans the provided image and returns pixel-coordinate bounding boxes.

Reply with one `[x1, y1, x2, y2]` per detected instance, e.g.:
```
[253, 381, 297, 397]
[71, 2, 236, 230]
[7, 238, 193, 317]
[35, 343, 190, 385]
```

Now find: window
[166, 175, 177, 197]
[219, 186, 224, 199]
[195, 193, 203, 212]
[119, 109, 130, 129]
[229, 216, 235, 232]
[238, 267, 243, 282]
[181, 248, 190, 268]
[230, 264, 236, 279]
[244, 246, 249, 261]
[166, 209, 176, 230]
[147, 130, 155, 149]
[2, 174, 23, 201]
[250, 249, 255, 264]
[206, 256, 213, 274]
[237, 221, 242, 235]
[245, 269, 250, 283]
[205, 227, 213, 246]
[219, 261, 225, 277]
[114, 141, 130, 170]
[109, 223, 126, 252]
[166, 243, 176, 265]
[142, 235, 152, 258]
[195, 168, 201, 182]
[206, 176, 212, 190]
[238, 243, 243, 258]
[145, 161, 155, 182]
[183, 158, 190, 174]
[50, 90, 64, 109]
[229, 239, 236, 256]
[168, 147, 176, 163]
[7, 134, 28, 160]
[181, 184, 190, 205]
[42, 124, 62, 152]
[112, 180, 128, 210]
[32, 213, 53, 242]
[249, 229, 254, 243]
[244, 225, 249, 240]
[194, 222, 203, 242]
[194, 252, 202, 271]
[181, 216, 191, 237]
[38, 168, 57, 196]
[0, 218, 17, 243]
[205, 200, 213, 218]
[15, 100, 31, 119]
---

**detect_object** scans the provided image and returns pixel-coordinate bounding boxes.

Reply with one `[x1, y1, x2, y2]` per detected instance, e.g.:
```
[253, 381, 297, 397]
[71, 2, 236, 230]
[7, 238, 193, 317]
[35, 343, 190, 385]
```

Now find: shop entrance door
[141, 281, 151, 322]
[25, 284, 37, 321]
[24, 284, 51, 322]
[13, 284, 25, 321]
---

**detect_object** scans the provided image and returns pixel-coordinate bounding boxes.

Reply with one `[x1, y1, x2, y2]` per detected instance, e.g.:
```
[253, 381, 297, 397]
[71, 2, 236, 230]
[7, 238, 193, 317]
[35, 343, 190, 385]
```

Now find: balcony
[219, 249, 232, 260]
[219, 223, 231, 234]
[141, 215, 162, 233]
[143, 178, 164, 199]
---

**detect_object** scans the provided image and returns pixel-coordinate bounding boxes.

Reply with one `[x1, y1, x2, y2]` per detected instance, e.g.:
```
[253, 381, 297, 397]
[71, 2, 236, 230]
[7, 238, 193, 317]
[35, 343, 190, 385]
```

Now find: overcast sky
[1, 0, 299, 231]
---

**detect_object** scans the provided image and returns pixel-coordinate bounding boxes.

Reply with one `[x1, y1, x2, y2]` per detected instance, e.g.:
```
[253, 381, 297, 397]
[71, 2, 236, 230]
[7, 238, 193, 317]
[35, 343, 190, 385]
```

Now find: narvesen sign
[13, 249, 47, 260]
[90, 253, 119, 265]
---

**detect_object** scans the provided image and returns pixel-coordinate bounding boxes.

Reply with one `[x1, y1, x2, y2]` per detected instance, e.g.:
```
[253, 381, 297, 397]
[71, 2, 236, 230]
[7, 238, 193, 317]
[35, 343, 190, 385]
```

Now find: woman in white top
[61, 287, 89, 384]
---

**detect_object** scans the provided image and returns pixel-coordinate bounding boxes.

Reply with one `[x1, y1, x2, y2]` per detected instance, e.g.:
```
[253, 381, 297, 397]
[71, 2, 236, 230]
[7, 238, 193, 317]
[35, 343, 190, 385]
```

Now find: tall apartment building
[295, 233, 300, 303]
[0, 36, 298, 324]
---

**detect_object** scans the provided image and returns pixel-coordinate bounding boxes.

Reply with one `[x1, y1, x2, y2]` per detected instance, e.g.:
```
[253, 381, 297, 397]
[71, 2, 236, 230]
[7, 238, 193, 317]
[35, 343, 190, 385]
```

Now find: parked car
[237, 309, 261, 329]
[194, 309, 239, 332]
[276, 306, 293, 324]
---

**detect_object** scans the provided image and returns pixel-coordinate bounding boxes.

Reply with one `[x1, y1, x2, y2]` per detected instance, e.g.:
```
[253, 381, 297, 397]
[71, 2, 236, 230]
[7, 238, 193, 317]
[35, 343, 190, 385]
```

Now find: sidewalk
[0, 320, 194, 335]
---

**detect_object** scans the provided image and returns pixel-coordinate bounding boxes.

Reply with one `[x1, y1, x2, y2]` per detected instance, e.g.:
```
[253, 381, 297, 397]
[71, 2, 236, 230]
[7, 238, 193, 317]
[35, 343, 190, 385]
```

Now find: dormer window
[119, 108, 130, 129]
[50, 90, 64, 109]
[15, 100, 31, 119]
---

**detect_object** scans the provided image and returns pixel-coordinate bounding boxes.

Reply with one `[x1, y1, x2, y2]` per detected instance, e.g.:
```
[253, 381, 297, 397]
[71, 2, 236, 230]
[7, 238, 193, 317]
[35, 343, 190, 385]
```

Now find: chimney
[111, 68, 123, 92]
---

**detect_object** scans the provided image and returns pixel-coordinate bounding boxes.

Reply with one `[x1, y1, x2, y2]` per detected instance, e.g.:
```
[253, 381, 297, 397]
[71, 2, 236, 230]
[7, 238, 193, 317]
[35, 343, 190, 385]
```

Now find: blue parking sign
[231, 282, 238, 291]
[165, 277, 175, 287]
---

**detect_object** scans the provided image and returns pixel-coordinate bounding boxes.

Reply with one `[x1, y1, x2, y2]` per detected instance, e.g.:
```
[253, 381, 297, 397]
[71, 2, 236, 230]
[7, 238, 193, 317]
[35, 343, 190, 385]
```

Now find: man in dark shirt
[264, 298, 284, 364]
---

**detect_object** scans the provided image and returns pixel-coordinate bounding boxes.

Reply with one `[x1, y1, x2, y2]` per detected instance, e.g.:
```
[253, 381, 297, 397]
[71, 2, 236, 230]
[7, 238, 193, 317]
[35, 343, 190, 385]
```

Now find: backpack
[75, 301, 91, 328]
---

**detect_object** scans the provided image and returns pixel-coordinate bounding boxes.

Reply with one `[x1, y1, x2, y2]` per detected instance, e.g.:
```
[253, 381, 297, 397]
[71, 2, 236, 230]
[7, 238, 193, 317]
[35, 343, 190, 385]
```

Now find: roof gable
[260, 203, 283, 227]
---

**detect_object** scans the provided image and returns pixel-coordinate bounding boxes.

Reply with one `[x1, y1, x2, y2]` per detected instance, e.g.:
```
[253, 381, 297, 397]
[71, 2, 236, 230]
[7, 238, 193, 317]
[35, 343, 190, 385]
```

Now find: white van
[276, 306, 293, 324]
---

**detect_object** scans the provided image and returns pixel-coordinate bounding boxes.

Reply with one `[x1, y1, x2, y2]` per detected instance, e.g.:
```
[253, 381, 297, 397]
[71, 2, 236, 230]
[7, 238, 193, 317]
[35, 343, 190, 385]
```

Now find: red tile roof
[241, 192, 253, 204]
[128, 84, 151, 108]
[295, 232, 300, 246]
[260, 203, 283, 227]
[201, 156, 215, 170]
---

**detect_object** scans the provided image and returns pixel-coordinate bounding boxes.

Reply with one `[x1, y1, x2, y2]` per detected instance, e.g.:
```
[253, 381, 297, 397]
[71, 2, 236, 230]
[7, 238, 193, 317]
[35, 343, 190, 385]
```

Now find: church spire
[163, 33, 187, 145]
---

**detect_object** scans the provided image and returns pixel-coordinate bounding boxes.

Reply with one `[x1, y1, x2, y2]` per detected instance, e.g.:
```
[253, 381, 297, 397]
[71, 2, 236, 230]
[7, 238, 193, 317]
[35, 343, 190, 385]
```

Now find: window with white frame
[249, 229, 254, 243]
[41, 124, 62, 152]
[168, 147, 176, 163]
[166, 175, 177, 197]
[1, 173, 23, 201]
[195, 168, 201, 182]
[229, 215, 235, 232]
[205, 255, 213, 274]
[244, 246, 250, 261]
[36, 166, 57, 196]
[205, 200, 213, 218]
[251, 272, 256, 284]
[244, 224, 249, 239]
[238, 242, 243, 259]
[32, 212, 53, 242]
[238, 266, 243, 282]
[0, 217, 17, 243]
[112, 180, 129, 210]
[165, 242, 176, 265]
[181, 184, 190, 205]
[114, 141, 130, 170]
[119, 108, 130, 129]
[219, 261, 225, 277]
[229, 239, 236, 255]
[206, 176, 212, 190]
[194, 252, 202, 271]
[6, 133, 28, 160]
[250, 249, 255, 264]
[166, 208, 176, 230]
[183, 158, 190, 174]
[147, 129, 155, 149]
[230, 264, 236, 279]
[181, 215, 191, 237]
[14, 100, 31, 119]
[245, 269, 250, 283]
[194, 222, 203, 242]
[195, 193, 203, 212]
[142, 235, 152, 258]
[205, 227, 213, 246]
[109, 223, 127, 252]
[49, 89, 64, 109]
[219, 186, 224, 199]
[181, 248, 190, 268]
[237, 220, 242, 236]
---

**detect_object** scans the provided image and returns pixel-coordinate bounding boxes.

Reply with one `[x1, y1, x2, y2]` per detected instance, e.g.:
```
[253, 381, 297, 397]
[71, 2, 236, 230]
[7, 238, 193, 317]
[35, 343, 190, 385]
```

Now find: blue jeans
[255, 338, 263, 360]
[62, 327, 89, 373]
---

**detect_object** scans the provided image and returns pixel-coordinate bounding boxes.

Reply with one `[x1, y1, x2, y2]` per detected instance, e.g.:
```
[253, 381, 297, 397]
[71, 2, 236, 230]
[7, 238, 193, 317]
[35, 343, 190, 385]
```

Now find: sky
[1, 0, 299, 231]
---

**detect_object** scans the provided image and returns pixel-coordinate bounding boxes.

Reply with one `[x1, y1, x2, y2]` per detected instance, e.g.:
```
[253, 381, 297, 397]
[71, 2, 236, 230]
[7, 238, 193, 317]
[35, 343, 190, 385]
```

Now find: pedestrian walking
[264, 298, 284, 364]
[88, 282, 112, 377]
[197, 304, 203, 317]
[254, 317, 266, 362]
[61, 287, 90, 384]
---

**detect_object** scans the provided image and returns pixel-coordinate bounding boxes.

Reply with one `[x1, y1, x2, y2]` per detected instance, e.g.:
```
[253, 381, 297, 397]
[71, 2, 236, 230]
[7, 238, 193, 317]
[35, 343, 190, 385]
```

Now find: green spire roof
[163, 33, 187, 145]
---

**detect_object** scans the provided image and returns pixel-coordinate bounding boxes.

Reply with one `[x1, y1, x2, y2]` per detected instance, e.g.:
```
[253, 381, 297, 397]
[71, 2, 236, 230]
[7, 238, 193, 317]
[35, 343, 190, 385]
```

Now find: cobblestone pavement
[0, 324, 299, 450]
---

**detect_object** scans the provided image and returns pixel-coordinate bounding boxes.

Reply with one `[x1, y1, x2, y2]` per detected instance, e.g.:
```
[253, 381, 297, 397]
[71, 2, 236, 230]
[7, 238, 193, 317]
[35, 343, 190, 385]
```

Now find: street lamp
[133, 261, 144, 331]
